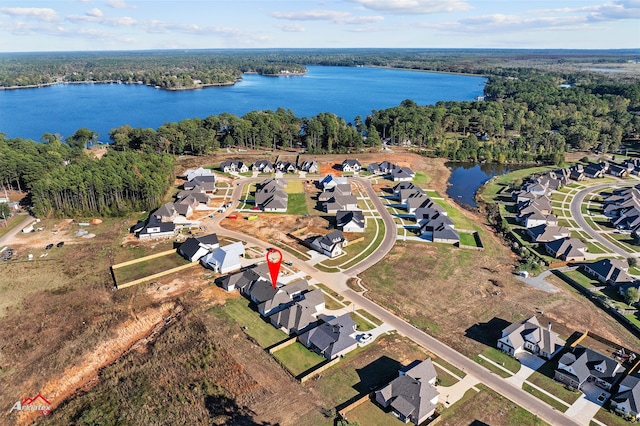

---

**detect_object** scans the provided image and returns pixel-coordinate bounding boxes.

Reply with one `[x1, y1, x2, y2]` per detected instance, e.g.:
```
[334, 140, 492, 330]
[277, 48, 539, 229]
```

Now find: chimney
[548, 322, 552, 332]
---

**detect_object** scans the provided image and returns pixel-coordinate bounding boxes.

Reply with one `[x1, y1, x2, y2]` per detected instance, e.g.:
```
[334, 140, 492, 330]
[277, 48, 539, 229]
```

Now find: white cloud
[346, 0, 472, 15]
[86, 8, 103, 18]
[277, 23, 306, 32]
[271, 9, 383, 24]
[0, 7, 59, 22]
[105, 0, 135, 9]
[419, 13, 593, 34]
[66, 14, 137, 27]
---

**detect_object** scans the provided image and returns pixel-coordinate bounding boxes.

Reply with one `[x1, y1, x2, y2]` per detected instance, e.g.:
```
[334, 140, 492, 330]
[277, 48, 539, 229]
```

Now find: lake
[0, 66, 485, 141]
[446, 162, 532, 209]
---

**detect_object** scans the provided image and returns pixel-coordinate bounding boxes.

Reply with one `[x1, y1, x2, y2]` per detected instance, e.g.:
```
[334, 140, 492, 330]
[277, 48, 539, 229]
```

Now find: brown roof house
[374, 358, 439, 425]
[497, 316, 565, 360]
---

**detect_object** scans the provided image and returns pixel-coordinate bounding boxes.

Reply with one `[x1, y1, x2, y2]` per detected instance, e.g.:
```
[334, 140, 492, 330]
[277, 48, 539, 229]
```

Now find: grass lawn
[113, 253, 190, 284]
[216, 298, 288, 348]
[585, 242, 608, 254]
[413, 172, 430, 185]
[526, 364, 581, 405]
[351, 312, 375, 332]
[479, 166, 553, 203]
[459, 232, 479, 247]
[286, 193, 309, 215]
[285, 180, 304, 194]
[272, 341, 325, 377]
[321, 219, 385, 269]
[480, 347, 521, 374]
[593, 407, 636, 426]
[0, 214, 28, 239]
[425, 189, 441, 198]
[433, 359, 466, 379]
[522, 382, 569, 412]
[346, 400, 406, 426]
[473, 354, 512, 378]
[561, 269, 600, 289]
[356, 309, 383, 326]
[435, 366, 459, 387]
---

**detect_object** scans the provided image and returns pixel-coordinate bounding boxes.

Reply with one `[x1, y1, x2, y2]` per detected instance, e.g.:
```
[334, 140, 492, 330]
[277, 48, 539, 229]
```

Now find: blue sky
[0, 0, 638, 52]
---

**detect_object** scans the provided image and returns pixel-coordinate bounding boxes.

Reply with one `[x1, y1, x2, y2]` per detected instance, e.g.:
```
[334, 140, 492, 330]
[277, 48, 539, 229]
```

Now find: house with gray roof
[247, 280, 280, 304]
[554, 345, 625, 391]
[374, 358, 439, 425]
[336, 210, 366, 233]
[582, 258, 635, 287]
[584, 162, 608, 179]
[526, 224, 571, 243]
[299, 313, 358, 359]
[216, 268, 262, 292]
[269, 289, 325, 335]
[275, 161, 297, 173]
[252, 159, 274, 173]
[319, 174, 348, 190]
[183, 175, 216, 193]
[178, 233, 220, 262]
[153, 202, 179, 223]
[299, 160, 318, 174]
[310, 230, 347, 258]
[325, 194, 358, 214]
[611, 374, 640, 420]
[135, 216, 177, 240]
[255, 178, 288, 212]
[497, 317, 565, 360]
[418, 212, 459, 244]
[544, 237, 588, 262]
[341, 159, 361, 173]
[393, 182, 423, 200]
[220, 160, 249, 174]
[368, 161, 397, 175]
[257, 279, 310, 317]
[392, 167, 415, 182]
[318, 183, 352, 202]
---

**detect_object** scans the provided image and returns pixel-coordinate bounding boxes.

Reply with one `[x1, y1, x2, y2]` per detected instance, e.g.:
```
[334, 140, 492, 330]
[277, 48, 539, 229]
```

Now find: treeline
[109, 108, 364, 155]
[0, 51, 305, 89]
[0, 134, 174, 217]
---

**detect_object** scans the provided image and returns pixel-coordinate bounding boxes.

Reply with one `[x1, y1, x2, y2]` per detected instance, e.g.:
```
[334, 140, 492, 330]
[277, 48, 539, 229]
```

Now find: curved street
[205, 175, 582, 426]
[570, 182, 636, 258]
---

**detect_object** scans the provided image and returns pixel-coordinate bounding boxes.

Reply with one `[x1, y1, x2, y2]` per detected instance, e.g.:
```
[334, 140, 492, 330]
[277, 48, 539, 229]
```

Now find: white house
[201, 241, 245, 274]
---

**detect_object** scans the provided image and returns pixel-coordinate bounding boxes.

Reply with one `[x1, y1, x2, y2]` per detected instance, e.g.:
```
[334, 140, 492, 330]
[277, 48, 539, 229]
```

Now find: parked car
[45, 244, 53, 250]
[227, 214, 238, 219]
[597, 392, 607, 403]
[56, 241, 64, 248]
[251, 206, 260, 211]
[358, 333, 373, 344]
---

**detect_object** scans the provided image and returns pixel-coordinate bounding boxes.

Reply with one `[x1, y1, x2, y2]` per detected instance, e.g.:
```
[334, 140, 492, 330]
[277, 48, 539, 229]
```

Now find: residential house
[318, 183, 352, 202]
[336, 210, 366, 233]
[341, 159, 362, 173]
[613, 207, 640, 230]
[255, 178, 288, 212]
[318, 175, 348, 190]
[393, 182, 424, 201]
[174, 196, 198, 218]
[175, 189, 209, 204]
[582, 258, 635, 287]
[497, 317, 565, 360]
[201, 241, 245, 274]
[178, 233, 220, 262]
[183, 175, 216, 194]
[182, 167, 213, 182]
[374, 359, 439, 425]
[527, 224, 571, 244]
[220, 160, 249, 174]
[252, 159, 274, 173]
[269, 288, 325, 335]
[544, 237, 588, 262]
[134, 216, 177, 240]
[299, 160, 318, 174]
[247, 280, 280, 305]
[608, 163, 629, 178]
[523, 210, 558, 229]
[418, 212, 459, 244]
[610, 374, 640, 420]
[257, 279, 309, 317]
[391, 167, 415, 182]
[554, 345, 626, 391]
[216, 268, 262, 292]
[299, 313, 358, 359]
[275, 161, 297, 173]
[570, 165, 586, 181]
[584, 162, 608, 179]
[325, 195, 358, 214]
[310, 230, 347, 258]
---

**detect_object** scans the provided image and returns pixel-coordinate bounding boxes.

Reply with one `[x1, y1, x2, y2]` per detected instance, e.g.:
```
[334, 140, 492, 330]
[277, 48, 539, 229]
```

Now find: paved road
[207, 176, 581, 426]
[0, 215, 35, 247]
[570, 183, 635, 258]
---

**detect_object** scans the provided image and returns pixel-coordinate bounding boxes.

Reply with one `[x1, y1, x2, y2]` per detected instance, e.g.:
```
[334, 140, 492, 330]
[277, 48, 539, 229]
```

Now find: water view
[0, 66, 486, 141]
[446, 162, 532, 208]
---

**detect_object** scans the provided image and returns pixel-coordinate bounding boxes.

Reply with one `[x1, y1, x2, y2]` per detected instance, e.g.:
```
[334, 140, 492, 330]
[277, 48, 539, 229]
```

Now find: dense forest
[0, 134, 174, 217]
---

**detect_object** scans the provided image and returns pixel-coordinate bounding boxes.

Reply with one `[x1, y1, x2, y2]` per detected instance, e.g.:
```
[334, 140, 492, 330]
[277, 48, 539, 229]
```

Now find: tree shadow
[204, 394, 273, 425]
[464, 317, 511, 347]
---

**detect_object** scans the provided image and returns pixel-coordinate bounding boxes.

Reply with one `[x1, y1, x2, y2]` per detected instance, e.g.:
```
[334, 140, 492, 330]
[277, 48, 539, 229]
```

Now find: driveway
[516, 352, 546, 371]
[516, 270, 559, 293]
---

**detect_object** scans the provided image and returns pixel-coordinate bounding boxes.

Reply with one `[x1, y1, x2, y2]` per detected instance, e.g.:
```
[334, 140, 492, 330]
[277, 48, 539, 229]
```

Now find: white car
[358, 333, 373, 344]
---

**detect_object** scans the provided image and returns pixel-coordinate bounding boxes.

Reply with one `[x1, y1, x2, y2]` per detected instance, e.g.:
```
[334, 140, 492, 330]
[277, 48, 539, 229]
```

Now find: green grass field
[593, 407, 638, 426]
[356, 309, 383, 326]
[522, 382, 569, 412]
[272, 342, 326, 376]
[350, 312, 375, 332]
[526, 361, 581, 405]
[285, 180, 304, 194]
[459, 232, 479, 247]
[346, 400, 406, 426]
[216, 298, 288, 348]
[286, 193, 309, 215]
[113, 253, 190, 284]
[480, 347, 521, 374]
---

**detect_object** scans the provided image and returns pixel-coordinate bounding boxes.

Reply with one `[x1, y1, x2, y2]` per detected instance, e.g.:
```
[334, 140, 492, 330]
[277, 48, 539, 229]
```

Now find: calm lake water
[0, 66, 485, 141]
[446, 162, 532, 209]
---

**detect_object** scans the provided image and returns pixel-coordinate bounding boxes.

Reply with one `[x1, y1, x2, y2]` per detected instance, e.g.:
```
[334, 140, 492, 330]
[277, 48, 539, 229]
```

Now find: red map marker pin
[266, 248, 283, 289]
